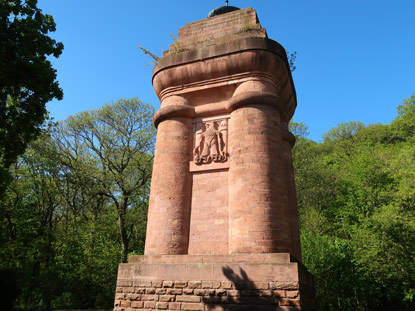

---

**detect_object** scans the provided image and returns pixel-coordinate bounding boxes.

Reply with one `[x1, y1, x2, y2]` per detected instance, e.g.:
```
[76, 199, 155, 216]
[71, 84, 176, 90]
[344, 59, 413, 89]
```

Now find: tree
[0, 135, 63, 311]
[1, 98, 156, 309]
[51, 98, 155, 262]
[0, 0, 63, 194]
[391, 93, 415, 140]
[293, 94, 415, 310]
[0, 133, 121, 310]
[289, 120, 309, 140]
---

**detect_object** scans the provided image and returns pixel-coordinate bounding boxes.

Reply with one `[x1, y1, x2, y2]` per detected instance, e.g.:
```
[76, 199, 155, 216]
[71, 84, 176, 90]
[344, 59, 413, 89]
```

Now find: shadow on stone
[203, 266, 301, 311]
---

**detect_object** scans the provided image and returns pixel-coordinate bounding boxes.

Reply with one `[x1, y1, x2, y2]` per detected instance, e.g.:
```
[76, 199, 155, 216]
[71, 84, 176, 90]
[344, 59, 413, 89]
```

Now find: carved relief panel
[190, 116, 229, 172]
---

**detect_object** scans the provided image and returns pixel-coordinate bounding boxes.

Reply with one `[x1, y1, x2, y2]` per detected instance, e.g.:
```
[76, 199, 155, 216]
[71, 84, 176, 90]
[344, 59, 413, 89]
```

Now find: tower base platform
[114, 253, 315, 311]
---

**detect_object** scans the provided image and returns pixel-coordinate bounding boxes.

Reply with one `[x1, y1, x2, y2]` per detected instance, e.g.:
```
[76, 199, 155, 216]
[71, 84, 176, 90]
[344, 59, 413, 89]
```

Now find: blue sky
[39, 0, 415, 141]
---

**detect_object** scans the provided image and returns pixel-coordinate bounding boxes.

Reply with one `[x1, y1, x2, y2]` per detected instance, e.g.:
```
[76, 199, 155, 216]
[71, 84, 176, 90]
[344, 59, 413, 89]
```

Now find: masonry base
[114, 254, 315, 311]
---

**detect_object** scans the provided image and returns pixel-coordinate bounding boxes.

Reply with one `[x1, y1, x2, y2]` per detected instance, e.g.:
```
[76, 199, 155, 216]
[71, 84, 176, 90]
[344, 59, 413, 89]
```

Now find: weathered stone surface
[114, 254, 314, 310]
[114, 6, 315, 311]
[146, 6, 300, 259]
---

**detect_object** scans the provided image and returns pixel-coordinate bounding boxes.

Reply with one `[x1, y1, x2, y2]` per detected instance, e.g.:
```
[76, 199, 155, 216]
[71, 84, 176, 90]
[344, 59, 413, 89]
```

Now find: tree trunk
[118, 194, 132, 263]
[118, 209, 129, 263]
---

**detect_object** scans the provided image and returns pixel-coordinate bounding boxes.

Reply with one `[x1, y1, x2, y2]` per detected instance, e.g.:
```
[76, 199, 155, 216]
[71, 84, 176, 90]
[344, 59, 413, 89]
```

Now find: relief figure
[194, 120, 228, 165]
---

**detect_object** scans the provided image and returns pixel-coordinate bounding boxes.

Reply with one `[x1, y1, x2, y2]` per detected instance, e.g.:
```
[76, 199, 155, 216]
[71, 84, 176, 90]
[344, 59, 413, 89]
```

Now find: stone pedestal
[114, 7, 315, 311]
[115, 254, 314, 311]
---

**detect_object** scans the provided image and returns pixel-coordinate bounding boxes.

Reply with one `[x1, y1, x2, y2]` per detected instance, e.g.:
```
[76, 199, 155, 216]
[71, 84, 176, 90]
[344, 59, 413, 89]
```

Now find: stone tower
[114, 6, 315, 311]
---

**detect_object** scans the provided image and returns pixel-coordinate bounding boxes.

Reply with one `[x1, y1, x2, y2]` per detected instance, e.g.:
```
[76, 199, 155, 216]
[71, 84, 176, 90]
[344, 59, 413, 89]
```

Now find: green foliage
[295, 94, 415, 310]
[240, 10, 256, 32]
[0, 99, 155, 310]
[323, 121, 365, 142]
[286, 51, 297, 73]
[137, 45, 160, 65]
[289, 120, 309, 139]
[391, 93, 415, 140]
[0, 0, 63, 194]
[52, 98, 155, 263]
[169, 32, 184, 54]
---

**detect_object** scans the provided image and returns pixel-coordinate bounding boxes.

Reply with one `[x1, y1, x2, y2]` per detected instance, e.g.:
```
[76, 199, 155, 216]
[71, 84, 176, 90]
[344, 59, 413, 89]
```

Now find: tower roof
[207, 5, 240, 18]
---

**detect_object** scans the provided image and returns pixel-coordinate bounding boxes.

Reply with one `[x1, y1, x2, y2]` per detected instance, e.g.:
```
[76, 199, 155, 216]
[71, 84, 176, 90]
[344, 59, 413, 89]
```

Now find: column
[145, 96, 193, 255]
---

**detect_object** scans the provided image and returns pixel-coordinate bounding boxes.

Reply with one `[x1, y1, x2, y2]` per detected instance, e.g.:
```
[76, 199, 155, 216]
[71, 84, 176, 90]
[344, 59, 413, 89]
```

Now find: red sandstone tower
[115, 6, 315, 311]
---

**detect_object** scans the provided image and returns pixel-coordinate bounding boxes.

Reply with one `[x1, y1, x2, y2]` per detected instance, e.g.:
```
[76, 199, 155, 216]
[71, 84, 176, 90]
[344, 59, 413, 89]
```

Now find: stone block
[182, 302, 204, 310]
[141, 294, 158, 301]
[188, 281, 201, 289]
[155, 288, 166, 295]
[175, 281, 188, 288]
[176, 296, 201, 303]
[168, 302, 181, 310]
[166, 288, 183, 295]
[156, 302, 168, 309]
[159, 295, 175, 302]
[144, 301, 156, 309]
[131, 301, 144, 308]
[183, 288, 194, 295]
[152, 281, 163, 288]
[162, 281, 174, 288]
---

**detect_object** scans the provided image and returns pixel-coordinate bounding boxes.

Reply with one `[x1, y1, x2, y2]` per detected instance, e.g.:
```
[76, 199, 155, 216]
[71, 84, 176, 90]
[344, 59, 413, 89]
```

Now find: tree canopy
[0, 0, 63, 194]
[293, 93, 415, 310]
[0, 98, 155, 310]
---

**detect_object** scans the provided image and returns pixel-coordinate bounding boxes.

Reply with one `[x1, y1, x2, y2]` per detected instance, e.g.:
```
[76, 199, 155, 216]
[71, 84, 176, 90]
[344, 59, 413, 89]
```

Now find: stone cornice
[152, 37, 297, 120]
[153, 91, 289, 128]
